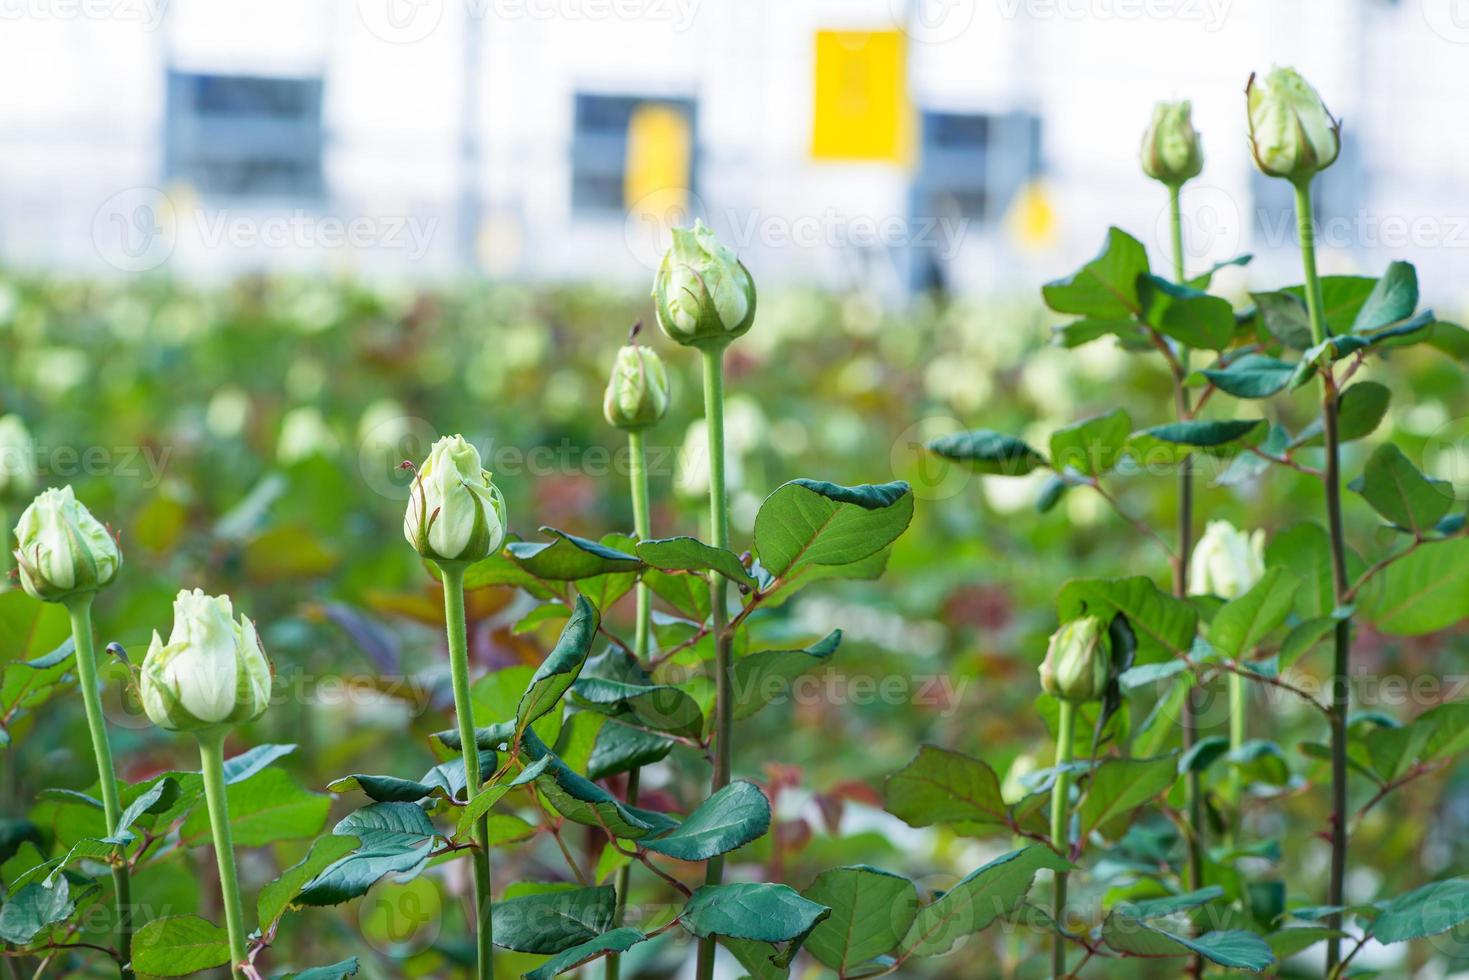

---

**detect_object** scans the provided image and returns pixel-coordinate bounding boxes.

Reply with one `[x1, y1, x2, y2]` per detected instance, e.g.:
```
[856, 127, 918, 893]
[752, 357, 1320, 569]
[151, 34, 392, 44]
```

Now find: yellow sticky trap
[624, 103, 692, 219]
[1007, 180, 1058, 251]
[811, 30, 913, 165]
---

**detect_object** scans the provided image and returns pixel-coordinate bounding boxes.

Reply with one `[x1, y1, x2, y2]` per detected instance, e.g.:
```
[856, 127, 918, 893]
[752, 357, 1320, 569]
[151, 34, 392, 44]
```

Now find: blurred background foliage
[3, 269, 1469, 977]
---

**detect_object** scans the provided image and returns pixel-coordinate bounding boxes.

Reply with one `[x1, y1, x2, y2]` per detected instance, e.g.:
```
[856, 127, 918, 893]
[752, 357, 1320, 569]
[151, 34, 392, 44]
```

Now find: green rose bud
[1140, 100, 1203, 187]
[0, 415, 37, 504]
[1040, 616, 1111, 704]
[1247, 67, 1341, 184]
[652, 219, 756, 349]
[603, 344, 671, 431]
[140, 589, 273, 732]
[1189, 520, 1266, 600]
[404, 435, 508, 565]
[12, 486, 121, 603]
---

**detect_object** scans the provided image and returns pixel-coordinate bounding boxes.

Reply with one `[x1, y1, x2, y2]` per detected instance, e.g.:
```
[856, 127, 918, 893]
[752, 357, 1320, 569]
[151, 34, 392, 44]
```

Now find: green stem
[195, 728, 248, 978]
[1294, 180, 1351, 974]
[65, 596, 134, 980]
[1168, 186, 1206, 967]
[1228, 673, 1246, 812]
[441, 564, 494, 980]
[695, 345, 733, 980]
[608, 429, 653, 980]
[1050, 701, 1076, 980]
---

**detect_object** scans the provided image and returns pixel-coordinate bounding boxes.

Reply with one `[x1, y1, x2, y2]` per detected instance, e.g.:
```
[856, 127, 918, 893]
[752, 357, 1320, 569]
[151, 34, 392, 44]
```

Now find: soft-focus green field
[3, 271, 1468, 977]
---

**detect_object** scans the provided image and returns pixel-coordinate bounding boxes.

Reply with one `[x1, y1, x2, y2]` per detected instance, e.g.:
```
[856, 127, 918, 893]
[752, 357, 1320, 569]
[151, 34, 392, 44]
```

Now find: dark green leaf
[570, 677, 703, 738]
[0, 877, 73, 945]
[642, 781, 770, 861]
[258, 835, 362, 927]
[1365, 539, 1469, 636]
[900, 847, 1070, 957]
[296, 803, 439, 907]
[131, 915, 232, 976]
[1351, 261, 1418, 333]
[1056, 577, 1198, 665]
[1127, 420, 1267, 465]
[635, 537, 755, 589]
[1354, 443, 1455, 534]
[753, 480, 914, 581]
[926, 431, 1045, 477]
[1251, 291, 1313, 350]
[1200, 354, 1294, 399]
[1293, 381, 1391, 449]
[1371, 878, 1469, 944]
[493, 885, 615, 954]
[1078, 756, 1178, 838]
[681, 882, 831, 950]
[1101, 915, 1274, 971]
[516, 596, 598, 734]
[585, 720, 675, 781]
[1049, 410, 1130, 477]
[1041, 227, 1149, 320]
[884, 745, 1011, 833]
[1139, 275, 1234, 350]
[275, 958, 360, 980]
[508, 529, 642, 581]
[521, 928, 647, 980]
[1207, 568, 1301, 658]
[730, 630, 842, 721]
[802, 866, 918, 973]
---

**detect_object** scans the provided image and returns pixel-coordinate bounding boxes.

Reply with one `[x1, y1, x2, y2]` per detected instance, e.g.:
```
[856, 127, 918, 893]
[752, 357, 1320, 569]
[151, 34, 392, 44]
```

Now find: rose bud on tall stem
[405, 434, 507, 980]
[1141, 98, 1212, 914]
[601, 331, 670, 980]
[653, 219, 756, 980]
[12, 486, 134, 978]
[1190, 521, 1266, 818]
[140, 589, 272, 979]
[1040, 616, 1110, 980]
[1249, 64, 1350, 972]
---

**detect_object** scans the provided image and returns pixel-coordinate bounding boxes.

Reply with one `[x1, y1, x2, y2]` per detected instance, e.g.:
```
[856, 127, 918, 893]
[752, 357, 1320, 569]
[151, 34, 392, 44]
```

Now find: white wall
[0, 0, 1462, 309]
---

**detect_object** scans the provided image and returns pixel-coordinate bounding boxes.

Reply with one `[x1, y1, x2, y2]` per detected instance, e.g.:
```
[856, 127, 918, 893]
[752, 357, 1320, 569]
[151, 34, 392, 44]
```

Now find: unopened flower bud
[12, 486, 121, 603]
[1189, 520, 1266, 600]
[404, 435, 508, 565]
[603, 345, 670, 431]
[1140, 100, 1203, 187]
[140, 589, 272, 732]
[1040, 617, 1111, 704]
[1247, 67, 1341, 184]
[652, 219, 756, 349]
[0, 416, 37, 503]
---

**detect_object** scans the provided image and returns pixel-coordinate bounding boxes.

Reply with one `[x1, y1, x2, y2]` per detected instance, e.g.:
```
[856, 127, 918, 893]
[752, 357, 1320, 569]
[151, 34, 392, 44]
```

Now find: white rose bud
[1189, 520, 1266, 600]
[140, 589, 273, 732]
[1247, 67, 1341, 184]
[1140, 100, 1204, 187]
[0, 415, 37, 503]
[12, 486, 121, 603]
[652, 219, 756, 349]
[1040, 616, 1111, 704]
[404, 435, 508, 565]
[603, 344, 671, 431]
